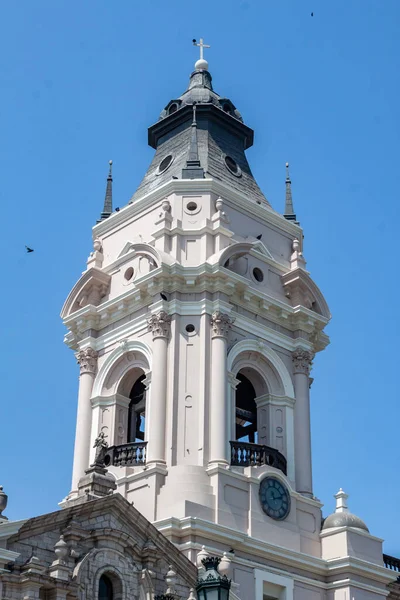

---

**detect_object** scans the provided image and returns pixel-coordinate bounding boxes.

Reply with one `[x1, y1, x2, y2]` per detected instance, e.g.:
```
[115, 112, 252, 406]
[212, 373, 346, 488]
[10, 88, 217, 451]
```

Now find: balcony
[230, 440, 287, 475]
[103, 441, 147, 467]
[384, 554, 400, 582]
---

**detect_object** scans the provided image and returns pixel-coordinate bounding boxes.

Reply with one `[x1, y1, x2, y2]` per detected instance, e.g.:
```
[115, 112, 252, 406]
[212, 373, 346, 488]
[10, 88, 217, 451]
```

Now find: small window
[185, 324, 195, 333]
[124, 267, 134, 281]
[99, 575, 113, 600]
[169, 103, 178, 114]
[224, 155, 242, 177]
[186, 201, 197, 212]
[157, 155, 174, 175]
[222, 102, 232, 113]
[253, 267, 264, 282]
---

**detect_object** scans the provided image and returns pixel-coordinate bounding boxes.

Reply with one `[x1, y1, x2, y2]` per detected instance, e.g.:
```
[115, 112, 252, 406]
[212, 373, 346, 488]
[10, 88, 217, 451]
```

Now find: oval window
[253, 267, 264, 283]
[185, 324, 195, 333]
[224, 155, 242, 177]
[186, 201, 198, 212]
[157, 155, 174, 175]
[124, 267, 134, 281]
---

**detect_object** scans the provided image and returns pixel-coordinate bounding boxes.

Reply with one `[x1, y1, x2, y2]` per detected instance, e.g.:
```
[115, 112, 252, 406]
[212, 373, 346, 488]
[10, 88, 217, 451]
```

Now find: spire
[99, 160, 113, 221]
[182, 104, 204, 179]
[283, 162, 297, 222]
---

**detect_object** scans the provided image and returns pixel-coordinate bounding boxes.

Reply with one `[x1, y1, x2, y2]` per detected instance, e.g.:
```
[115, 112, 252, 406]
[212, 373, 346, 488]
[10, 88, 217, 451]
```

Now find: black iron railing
[103, 442, 147, 467]
[230, 441, 287, 475]
[383, 554, 400, 582]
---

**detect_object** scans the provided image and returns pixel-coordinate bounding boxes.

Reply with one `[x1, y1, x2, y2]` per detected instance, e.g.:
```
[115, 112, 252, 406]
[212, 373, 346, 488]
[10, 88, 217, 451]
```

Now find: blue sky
[1, 1, 399, 553]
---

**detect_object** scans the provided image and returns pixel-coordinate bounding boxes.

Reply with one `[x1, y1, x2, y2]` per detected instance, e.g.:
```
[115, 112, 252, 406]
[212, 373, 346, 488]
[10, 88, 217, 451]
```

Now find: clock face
[259, 477, 291, 520]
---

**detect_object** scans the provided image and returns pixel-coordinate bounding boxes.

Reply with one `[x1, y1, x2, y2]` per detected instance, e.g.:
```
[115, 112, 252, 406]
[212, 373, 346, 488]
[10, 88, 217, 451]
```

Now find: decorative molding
[210, 311, 235, 338]
[227, 339, 295, 398]
[76, 347, 98, 375]
[147, 311, 172, 340]
[292, 349, 314, 375]
[93, 178, 302, 240]
[92, 339, 152, 397]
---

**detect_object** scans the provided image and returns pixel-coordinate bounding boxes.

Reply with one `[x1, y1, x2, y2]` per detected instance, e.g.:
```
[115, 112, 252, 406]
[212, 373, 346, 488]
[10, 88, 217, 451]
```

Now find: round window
[157, 155, 174, 175]
[224, 155, 242, 177]
[185, 324, 195, 333]
[124, 267, 134, 281]
[253, 268, 264, 283]
[186, 201, 198, 212]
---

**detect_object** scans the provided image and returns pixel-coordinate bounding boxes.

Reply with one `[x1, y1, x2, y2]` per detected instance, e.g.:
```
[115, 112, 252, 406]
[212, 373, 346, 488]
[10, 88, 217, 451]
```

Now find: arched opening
[99, 574, 114, 600]
[235, 372, 258, 443]
[127, 374, 146, 442]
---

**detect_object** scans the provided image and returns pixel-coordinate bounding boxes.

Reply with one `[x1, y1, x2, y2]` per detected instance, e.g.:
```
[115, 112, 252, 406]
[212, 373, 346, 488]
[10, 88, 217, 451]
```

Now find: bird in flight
[256, 234, 262, 240]
[311, 12, 314, 16]
[160, 292, 168, 301]
[25, 246, 34, 253]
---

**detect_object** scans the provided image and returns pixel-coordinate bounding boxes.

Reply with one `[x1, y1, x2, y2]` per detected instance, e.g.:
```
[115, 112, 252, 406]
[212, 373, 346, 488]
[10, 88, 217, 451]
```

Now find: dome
[321, 488, 369, 533]
[159, 68, 243, 123]
[322, 511, 369, 533]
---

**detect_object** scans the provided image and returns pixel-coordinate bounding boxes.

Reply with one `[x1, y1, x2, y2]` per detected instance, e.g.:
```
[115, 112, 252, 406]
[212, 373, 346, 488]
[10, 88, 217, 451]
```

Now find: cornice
[0, 519, 28, 540]
[92, 178, 302, 240]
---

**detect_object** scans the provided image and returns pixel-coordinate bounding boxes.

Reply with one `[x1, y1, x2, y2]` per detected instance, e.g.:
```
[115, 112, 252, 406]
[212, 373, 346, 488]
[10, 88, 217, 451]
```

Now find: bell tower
[61, 43, 343, 588]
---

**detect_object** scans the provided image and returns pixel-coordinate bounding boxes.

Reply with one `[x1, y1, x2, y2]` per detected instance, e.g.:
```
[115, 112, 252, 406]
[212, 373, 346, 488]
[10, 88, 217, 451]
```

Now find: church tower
[61, 43, 392, 599]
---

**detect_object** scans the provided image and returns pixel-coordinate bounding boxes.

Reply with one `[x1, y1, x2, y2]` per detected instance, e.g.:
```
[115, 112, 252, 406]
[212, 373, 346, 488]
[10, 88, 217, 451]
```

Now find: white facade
[59, 58, 396, 600]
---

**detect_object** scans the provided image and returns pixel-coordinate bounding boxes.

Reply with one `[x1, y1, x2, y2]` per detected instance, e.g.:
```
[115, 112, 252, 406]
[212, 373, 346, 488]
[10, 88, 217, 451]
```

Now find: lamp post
[196, 557, 231, 600]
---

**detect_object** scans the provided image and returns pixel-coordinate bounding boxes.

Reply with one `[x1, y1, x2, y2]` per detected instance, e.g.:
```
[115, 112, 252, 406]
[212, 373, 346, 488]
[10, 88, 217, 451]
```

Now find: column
[71, 348, 98, 492]
[292, 348, 314, 497]
[209, 311, 234, 465]
[147, 311, 171, 464]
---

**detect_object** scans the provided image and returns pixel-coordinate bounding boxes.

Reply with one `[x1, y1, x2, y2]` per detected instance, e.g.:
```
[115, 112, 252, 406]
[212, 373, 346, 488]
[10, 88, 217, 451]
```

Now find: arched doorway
[235, 372, 258, 443]
[127, 374, 146, 442]
[99, 574, 114, 600]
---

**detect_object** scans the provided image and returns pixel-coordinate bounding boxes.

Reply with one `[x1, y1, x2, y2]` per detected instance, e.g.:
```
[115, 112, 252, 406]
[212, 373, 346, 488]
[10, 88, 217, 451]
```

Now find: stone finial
[292, 348, 314, 375]
[93, 238, 103, 253]
[76, 347, 98, 375]
[54, 535, 69, 561]
[0, 485, 8, 521]
[290, 237, 306, 270]
[211, 311, 235, 339]
[147, 311, 172, 339]
[196, 545, 209, 569]
[218, 552, 232, 578]
[162, 198, 171, 213]
[334, 488, 349, 513]
[187, 590, 196, 600]
[165, 565, 177, 595]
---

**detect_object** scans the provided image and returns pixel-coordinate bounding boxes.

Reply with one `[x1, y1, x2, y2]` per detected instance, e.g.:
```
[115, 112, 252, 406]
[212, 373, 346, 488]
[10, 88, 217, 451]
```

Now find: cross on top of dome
[192, 37, 210, 71]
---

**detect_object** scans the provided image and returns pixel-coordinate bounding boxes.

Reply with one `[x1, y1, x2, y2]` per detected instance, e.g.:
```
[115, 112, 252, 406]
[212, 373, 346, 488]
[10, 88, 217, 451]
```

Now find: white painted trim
[254, 568, 294, 600]
[227, 339, 295, 397]
[92, 340, 152, 397]
[93, 178, 302, 239]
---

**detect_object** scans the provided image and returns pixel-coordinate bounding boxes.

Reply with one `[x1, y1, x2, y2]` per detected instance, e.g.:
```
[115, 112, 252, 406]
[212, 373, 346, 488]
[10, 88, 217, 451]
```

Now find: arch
[61, 267, 111, 318]
[99, 574, 114, 600]
[92, 340, 152, 398]
[208, 242, 254, 267]
[282, 269, 331, 320]
[227, 339, 294, 398]
[117, 242, 175, 266]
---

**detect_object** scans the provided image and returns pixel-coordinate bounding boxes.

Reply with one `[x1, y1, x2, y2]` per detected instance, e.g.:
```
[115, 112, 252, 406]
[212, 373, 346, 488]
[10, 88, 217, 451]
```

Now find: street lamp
[196, 557, 231, 600]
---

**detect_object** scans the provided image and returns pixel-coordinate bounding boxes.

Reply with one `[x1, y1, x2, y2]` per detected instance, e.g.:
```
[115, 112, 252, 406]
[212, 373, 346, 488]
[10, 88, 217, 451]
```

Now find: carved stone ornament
[147, 311, 172, 339]
[292, 349, 314, 375]
[211, 311, 235, 339]
[76, 347, 98, 374]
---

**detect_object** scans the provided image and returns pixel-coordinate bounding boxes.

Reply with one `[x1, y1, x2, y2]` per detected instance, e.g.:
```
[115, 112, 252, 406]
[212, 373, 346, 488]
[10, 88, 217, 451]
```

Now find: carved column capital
[292, 349, 314, 375]
[147, 311, 171, 340]
[76, 347, 98, 375]
[210, 311, 235, 339]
